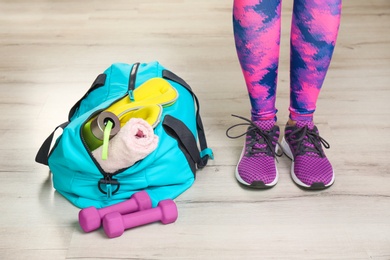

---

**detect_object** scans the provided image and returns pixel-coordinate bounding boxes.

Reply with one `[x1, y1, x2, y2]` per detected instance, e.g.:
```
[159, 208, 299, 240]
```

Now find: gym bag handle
[35, 122, 69, 165]
[163, 115, 202, 174]
[35, 72, 108, 166]
[162, 70, 212, 167]
[68, 73, 107, 121]
[35, 63, 137, 166]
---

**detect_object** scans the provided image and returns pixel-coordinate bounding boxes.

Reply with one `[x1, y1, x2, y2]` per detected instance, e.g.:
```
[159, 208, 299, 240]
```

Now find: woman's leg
[233, 0, 282, 121]
[283, 0, 342, 190]
[289, 0, 342, 121]
[231, 0, 282, 188]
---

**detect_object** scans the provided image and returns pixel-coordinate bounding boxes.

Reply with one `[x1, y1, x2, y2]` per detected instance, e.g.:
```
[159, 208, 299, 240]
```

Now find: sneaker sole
[281, 137, 335, 190]
[235, 142, 279, 189]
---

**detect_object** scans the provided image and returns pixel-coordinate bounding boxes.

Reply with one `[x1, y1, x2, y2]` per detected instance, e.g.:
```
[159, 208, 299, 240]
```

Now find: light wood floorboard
[0, 0, 389, 259]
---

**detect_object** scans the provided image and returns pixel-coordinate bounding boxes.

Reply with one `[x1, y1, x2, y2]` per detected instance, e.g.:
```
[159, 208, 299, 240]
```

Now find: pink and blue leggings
[233, 0, 342, 121]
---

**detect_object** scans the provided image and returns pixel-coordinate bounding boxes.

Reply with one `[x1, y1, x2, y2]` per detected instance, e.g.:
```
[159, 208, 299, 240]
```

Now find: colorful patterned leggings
[233, 0, 342, 121]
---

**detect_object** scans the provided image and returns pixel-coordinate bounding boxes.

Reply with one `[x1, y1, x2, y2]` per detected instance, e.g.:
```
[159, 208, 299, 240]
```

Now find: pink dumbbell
[79, 191, 152, 233]
[102, 199, 178, 238]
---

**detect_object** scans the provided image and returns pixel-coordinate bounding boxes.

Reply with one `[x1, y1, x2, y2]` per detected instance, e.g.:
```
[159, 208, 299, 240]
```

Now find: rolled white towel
[92, 117, 159, 173]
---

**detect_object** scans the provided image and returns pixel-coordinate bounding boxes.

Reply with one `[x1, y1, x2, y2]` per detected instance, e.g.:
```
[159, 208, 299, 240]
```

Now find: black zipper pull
[98, 176, 121, 198]
[128, 62, 140, 101]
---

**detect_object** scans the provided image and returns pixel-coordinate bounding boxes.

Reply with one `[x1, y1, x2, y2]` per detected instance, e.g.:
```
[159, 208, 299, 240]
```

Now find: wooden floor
[1, 0, 389, 259]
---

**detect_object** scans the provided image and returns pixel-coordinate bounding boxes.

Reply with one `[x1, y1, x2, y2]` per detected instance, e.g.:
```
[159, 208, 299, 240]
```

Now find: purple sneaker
[227, 115, 282, 189]
[281, 121, 334, 190]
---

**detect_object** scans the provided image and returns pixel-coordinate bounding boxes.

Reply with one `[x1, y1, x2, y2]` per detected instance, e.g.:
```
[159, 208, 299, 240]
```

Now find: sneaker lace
[226, 115, 283, 159]
[287, 125, 330, 157]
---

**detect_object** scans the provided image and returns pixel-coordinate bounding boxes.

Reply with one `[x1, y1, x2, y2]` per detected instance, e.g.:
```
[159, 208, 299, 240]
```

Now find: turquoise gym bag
[36, 61, 213, 208]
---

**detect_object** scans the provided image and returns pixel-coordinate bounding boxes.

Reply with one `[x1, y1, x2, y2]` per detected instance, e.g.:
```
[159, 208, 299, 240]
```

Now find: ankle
[288, 119, 315, 129]
[287, 119, 296, 126]
[253, 119, 276, 131]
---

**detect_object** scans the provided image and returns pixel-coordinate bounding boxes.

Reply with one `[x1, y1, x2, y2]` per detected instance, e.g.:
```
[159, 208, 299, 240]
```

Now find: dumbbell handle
[123, 202, 178, 229]
[122, 207, 164, 229]
[98, 198, 141, 217]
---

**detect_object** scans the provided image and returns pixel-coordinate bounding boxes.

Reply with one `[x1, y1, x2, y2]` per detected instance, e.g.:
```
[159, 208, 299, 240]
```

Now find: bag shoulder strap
[68, 74, 107, 121]
[162, 70, 213, 168]
[35, 122, 69, 165]
[162, 115, 205, 173]
[36, 63, 139, 167]
[36, 73, 106, 166]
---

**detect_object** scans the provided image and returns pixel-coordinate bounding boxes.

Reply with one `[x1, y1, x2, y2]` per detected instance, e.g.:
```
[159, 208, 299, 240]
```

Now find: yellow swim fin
[118, 104, 162, 128]
[106, 77, 178, 116]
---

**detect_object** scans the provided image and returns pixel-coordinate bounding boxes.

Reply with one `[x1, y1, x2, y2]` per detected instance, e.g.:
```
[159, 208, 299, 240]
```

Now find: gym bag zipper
[80, 62, 140, 198]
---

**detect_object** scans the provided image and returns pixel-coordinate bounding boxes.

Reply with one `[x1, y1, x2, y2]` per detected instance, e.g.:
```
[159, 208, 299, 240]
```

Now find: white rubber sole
[281, 137, 335, 189]
[235, 140, 279, 188]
